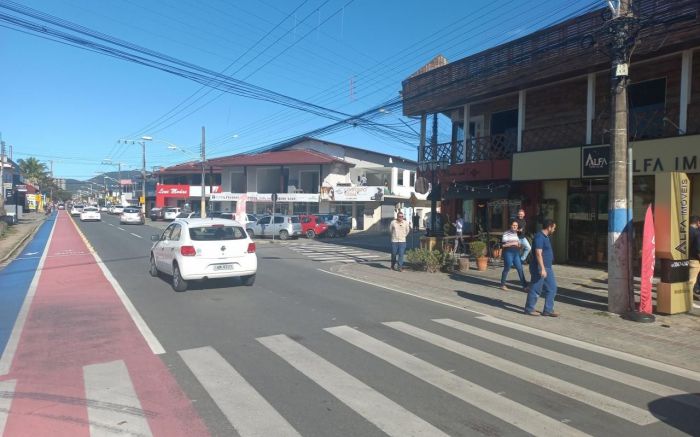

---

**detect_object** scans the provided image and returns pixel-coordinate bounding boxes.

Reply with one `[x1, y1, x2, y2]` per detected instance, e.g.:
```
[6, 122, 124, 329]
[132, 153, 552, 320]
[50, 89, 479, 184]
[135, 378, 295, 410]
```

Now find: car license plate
[213, 264, 234, 271]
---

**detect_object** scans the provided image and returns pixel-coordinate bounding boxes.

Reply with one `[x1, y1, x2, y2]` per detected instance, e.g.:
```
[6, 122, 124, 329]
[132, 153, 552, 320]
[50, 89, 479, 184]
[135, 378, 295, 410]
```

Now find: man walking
[515, 208, 531, 262]
[454, 213, 464, 253]
[689, 215, 700, 303]
[524, 219, 558, 317]
[390, 211, 410, 272]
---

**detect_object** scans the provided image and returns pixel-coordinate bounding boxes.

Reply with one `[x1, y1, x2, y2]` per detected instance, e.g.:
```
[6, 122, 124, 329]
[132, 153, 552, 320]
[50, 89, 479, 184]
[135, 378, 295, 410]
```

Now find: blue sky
[0, 0, 600, 180]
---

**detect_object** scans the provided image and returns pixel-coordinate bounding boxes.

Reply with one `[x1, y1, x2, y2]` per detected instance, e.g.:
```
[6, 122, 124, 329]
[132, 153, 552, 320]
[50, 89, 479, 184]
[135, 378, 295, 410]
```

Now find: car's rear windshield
[165, 208, 178, 212]
[123, 208, 140, 213]
[189, 226, 246, 241]
[83, 207, 98, 212]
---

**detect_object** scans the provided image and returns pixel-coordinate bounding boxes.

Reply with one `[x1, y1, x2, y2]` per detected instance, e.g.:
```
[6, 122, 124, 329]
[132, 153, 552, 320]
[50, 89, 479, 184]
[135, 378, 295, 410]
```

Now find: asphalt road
[71, 213, 700, 437]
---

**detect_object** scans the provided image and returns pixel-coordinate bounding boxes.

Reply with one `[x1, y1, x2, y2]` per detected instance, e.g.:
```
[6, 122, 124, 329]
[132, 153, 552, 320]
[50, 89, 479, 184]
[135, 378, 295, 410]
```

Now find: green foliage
[406, 248, 456, 273]
[469, 240, 487, 257]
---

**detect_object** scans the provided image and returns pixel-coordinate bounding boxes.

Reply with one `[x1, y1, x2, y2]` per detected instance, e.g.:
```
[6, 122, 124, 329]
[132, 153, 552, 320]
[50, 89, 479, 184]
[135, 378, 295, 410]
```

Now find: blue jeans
[525, 266, 557, 314]
[501, 249, 527, 288]
[519, 237, 531, 262]
[391, 242, 406, 268]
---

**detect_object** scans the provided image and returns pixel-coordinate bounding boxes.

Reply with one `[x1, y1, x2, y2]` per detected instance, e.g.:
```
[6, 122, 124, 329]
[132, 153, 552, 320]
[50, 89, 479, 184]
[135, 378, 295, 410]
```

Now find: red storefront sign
[155, 184, 190, 207]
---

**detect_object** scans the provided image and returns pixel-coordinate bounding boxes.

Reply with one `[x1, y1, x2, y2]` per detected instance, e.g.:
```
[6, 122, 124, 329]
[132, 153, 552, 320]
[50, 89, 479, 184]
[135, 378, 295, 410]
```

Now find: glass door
[567, 191, 609, 264]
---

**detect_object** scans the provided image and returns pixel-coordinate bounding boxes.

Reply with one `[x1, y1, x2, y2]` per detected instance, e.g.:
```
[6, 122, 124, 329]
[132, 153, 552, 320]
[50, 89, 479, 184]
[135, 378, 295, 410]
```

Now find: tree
[17, 157, 48, 184]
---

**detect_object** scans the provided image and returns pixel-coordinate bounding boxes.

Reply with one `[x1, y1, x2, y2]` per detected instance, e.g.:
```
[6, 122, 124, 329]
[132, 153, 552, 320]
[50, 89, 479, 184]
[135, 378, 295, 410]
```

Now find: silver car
[120, 207, 145, 225]
[246, 215, 302, 240]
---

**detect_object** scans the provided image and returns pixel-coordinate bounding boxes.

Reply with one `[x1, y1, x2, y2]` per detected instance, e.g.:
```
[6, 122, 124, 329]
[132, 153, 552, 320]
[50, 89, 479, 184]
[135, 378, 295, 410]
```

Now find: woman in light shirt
[500, 220, 528, 291]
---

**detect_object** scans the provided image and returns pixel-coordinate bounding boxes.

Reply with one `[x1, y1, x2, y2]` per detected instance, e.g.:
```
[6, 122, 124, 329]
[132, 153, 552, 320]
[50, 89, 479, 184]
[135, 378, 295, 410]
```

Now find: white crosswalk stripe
[257, 334, 448, 437]
[288, 242, 380, 263]
[385, 321, 657, 424]
[83, 360, 153, 437]
[0, 379, 17, 435]
[179, 346, 301, 437]
[325, 325, 591, 437]
[434, 318, 700, 409]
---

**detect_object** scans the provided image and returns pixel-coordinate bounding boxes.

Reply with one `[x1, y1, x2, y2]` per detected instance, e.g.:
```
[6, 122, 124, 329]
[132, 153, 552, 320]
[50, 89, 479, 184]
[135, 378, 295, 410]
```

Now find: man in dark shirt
[689, 215, 700, 301]
[524, 219, 558, 316]
[515, 208, 531, 262]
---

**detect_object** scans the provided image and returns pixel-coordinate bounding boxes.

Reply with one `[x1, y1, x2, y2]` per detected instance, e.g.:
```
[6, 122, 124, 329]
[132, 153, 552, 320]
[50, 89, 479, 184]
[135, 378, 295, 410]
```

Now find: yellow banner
[655, 172, 690, 260]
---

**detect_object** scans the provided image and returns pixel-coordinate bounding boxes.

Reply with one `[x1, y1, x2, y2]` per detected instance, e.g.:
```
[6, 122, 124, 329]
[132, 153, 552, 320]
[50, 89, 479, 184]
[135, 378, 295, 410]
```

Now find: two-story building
[156, 137, 428, 231]
[402, 0, 700, 264]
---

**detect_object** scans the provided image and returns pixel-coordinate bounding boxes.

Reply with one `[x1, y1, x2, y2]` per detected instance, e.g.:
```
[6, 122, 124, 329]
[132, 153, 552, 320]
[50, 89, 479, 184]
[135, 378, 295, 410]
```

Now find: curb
[0, 218, 46, 265]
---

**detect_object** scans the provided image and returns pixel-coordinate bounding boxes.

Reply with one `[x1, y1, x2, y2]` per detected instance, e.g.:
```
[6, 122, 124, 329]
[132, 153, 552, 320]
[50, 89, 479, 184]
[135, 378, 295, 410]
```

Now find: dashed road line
[130, 233, 143, 239]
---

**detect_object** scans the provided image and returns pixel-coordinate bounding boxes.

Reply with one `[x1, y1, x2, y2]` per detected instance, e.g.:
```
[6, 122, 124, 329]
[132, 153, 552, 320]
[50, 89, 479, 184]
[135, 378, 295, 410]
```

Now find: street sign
[16, 184, 27, 193]
[2, 182, 11, 189]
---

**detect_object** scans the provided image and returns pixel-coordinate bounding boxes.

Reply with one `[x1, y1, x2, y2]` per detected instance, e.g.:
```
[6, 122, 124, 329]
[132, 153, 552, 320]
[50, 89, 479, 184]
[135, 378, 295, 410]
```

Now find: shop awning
[442, 182, 511, 200]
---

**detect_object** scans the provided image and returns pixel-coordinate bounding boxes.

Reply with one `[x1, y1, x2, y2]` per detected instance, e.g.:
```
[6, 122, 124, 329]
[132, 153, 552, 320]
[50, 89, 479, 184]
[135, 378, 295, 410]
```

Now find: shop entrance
[567, 184, 608, 265]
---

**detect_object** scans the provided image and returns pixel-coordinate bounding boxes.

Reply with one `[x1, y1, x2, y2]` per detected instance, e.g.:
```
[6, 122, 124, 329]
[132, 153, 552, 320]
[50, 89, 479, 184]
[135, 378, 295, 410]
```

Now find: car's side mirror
[151, 235, 161, 242]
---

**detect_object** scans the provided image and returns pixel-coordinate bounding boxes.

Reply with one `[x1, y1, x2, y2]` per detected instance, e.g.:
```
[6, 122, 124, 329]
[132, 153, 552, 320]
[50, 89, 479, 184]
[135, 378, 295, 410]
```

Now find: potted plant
[469, 240, 488, 271]
[490, 237, 502, 259]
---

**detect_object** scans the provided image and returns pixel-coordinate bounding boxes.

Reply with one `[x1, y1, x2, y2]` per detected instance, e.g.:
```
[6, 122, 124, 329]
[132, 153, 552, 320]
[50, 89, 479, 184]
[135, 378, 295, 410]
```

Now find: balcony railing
[422, 133, 517, 164]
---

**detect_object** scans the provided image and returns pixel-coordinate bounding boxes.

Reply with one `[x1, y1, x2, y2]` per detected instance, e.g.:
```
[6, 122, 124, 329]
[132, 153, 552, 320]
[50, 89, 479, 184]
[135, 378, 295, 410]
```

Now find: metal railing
[421, 133, 517, 164]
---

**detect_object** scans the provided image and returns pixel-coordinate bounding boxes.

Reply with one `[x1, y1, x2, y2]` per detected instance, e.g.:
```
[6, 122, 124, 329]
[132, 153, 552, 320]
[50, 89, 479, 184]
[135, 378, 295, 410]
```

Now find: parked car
[149, 207, 164, 221]
[79, 206, 101, 222]
[299, 214, 330, 239]
[149, 218, 257, 291]
[120, 207, 145, 225]
[163, 207, 182, 220]
[246, 215, 302, 240]
[315, 214, 351, 238]
[70, 204, 84, 216]
[176, 211, 201, 219]
[112, 205, 125, 215]
[100, 205, 109, 212]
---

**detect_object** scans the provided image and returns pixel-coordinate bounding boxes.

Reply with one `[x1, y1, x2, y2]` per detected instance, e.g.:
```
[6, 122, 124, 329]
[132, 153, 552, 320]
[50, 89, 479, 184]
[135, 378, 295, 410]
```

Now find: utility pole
[607, 0, 637, 314]
[0, 140, 6, 216]
[48, 160, 54, 205]
[200, 126, 207, 218]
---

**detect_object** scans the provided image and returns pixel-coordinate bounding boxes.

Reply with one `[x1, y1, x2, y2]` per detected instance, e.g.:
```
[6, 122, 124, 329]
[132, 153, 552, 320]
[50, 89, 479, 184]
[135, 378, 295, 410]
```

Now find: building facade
[402, 0, 700, 263]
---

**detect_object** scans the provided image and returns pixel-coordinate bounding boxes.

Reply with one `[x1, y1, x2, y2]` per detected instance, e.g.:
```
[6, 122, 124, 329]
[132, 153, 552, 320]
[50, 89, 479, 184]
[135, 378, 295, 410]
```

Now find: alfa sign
[581, 145, 610, 178]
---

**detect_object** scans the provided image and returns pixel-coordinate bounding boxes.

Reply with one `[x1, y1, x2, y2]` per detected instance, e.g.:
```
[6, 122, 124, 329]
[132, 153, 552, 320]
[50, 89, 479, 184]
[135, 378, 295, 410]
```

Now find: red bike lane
[1, 211, 209, 436]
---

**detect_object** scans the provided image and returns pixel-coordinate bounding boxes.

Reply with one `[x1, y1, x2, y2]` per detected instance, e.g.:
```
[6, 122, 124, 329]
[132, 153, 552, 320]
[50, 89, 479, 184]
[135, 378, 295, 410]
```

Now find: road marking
[69, 217, 165, 355]
[258, 334, 447, 437]
[317, 269, 484, 316]
[0, 217, 57, 376]
[83, 360, 153, 437]
[320, 259, 357, 263]
[478, 315, 700, 383]
[179, 346, 301, 437]
[0, 379, 17, 435]
[118, 227, 126, 231]
[385, 321, 657, 425]
[434, 318, 700, 409]
[358, 255, 380, 258]
[108, 223, 115, 227]
[326, 325, 591, 437]
[130, 233, 143, 239]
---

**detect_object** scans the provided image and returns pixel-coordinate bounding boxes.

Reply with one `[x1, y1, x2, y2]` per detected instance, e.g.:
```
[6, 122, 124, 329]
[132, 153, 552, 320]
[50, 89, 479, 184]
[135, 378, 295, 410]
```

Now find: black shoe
[391, 264, 396, 271]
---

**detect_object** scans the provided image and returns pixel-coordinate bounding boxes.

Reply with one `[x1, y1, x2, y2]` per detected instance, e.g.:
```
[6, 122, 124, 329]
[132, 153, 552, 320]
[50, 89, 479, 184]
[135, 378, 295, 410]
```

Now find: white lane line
[320, 260, 357, 264]
[0, 379, 17, 435]
[325, 326, 590, 437]
[0, 217, 58, 375]
[317, 269, 484, 316]
[108, 223, 115, 227]
[359, 255, 380, 258]
[179, 346, 300, 437]
[117, 227, 126, 231]
[385, 321, 657, 425]
[478, 315, 700, 383]
[83, 360, 153, 437]
[258, 334, 447, 437]
[435, 318, 700, 409]
[69, 218, 165, 355]
[130, 233, 143, 239]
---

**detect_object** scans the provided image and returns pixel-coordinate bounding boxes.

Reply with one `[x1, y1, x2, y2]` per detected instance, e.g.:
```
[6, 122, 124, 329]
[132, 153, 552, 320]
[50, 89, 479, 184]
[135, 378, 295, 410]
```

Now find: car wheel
[172, 264, 188, 292]
[149, 255, 159, 277]
[247, 229, 255, 238]
[242, 274, 256, 286]
[306, 229, 316, 239]
[279, 230, 289, 240]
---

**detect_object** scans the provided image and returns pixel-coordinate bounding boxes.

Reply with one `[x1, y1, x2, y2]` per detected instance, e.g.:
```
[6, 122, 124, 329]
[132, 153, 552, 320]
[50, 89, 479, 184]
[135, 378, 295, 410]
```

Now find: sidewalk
[0, 212, 47, 266]
[332, 256, 700, 372]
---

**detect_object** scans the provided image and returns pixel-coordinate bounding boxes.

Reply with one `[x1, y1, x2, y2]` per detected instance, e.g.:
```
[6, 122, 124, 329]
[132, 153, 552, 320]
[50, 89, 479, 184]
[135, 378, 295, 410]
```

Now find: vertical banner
[654, 172, 691, 314]
[639, 204, 655, 314]
[235, 194, 248, 223]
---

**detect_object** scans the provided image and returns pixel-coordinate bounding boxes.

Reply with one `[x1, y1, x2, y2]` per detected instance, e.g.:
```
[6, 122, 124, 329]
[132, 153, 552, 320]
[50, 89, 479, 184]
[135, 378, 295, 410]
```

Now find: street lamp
[118, 136, 151, 214]
[417, 156, 449, 236]
[164, 142, 207, 218]
[101, 159, 124, 198]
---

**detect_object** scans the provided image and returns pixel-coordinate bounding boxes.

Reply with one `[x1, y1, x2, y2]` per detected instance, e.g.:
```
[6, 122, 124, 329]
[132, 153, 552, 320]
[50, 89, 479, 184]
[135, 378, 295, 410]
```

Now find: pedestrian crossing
[2, 317, 699, 436]
[287, 242, 382, 263]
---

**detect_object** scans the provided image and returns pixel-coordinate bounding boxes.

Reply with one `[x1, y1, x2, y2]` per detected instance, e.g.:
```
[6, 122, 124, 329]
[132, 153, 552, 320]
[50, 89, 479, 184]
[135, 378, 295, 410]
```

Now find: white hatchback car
[149, 218, 257, 291]
[79, 206, 101, 222]
[120, 207, 145, 225]
[163, 207, 182, 220]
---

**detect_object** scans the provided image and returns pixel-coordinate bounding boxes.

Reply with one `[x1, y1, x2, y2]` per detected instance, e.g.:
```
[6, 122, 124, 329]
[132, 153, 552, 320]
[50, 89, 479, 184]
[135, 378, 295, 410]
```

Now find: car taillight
[247, 243, 256, 253]
[180, 246, 196, 256]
